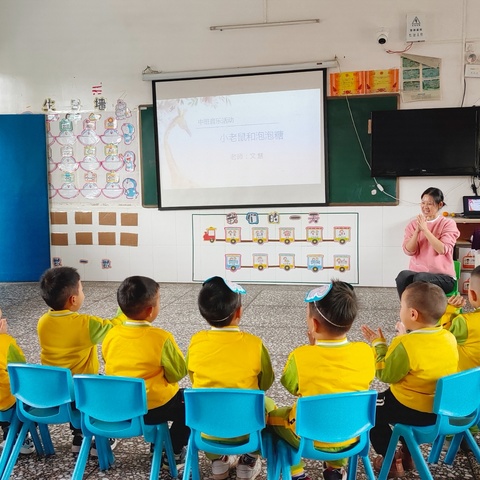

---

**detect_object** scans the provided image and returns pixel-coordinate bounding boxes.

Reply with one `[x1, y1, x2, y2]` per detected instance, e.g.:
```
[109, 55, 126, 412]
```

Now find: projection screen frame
[152, 63, 330, 210]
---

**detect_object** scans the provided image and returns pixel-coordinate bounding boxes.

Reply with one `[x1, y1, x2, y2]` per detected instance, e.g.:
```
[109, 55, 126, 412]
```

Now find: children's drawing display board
[193, 211, 358, 284]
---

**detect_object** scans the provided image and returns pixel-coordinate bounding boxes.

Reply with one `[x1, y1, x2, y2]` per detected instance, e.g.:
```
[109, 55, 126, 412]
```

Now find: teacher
[395, 187, 460, 297]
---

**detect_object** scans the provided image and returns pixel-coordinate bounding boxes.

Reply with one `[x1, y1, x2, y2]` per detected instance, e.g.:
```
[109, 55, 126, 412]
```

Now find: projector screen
[153, 68, 327, 209]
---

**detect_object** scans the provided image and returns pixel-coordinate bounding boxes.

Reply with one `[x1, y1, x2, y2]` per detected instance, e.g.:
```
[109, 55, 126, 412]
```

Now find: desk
[454, 217, 480, 246]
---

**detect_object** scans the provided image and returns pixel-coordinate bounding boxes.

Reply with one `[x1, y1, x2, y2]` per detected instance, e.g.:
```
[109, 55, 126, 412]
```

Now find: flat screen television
[370, 106, 480, 177]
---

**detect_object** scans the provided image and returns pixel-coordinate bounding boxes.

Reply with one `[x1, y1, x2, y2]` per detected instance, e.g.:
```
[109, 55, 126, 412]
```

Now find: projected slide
[154, 69, 327, 209]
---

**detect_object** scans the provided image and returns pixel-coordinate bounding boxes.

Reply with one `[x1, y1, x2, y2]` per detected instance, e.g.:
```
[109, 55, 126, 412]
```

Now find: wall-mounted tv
[370, 106, 480, 177]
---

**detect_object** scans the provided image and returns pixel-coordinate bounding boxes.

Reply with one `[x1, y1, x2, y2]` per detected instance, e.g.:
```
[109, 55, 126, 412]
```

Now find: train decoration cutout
[224, 253, 351, 273]
[203, 226, 351, 245]
[203, 223, 353, 274]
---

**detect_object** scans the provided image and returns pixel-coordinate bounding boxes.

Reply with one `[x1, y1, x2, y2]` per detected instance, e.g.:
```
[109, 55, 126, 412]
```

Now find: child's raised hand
[447, 294, 466, 308]
[395, 321, 407, 335]
[361, 325, 385, 343]
[0, 318, 8, 335]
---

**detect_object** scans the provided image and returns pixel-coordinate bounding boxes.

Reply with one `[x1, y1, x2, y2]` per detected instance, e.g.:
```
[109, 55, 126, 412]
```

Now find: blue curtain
[0, 114, 50, 281]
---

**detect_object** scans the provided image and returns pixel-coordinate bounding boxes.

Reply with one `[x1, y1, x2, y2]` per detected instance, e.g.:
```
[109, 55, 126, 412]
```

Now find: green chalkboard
[139, 105, 159, 207]
[326, 95, 398, 204]
[139, 95, 398, 207]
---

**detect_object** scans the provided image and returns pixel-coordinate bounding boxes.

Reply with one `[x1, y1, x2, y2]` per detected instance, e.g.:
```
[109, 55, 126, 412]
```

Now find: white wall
[1, 0, 479, 286]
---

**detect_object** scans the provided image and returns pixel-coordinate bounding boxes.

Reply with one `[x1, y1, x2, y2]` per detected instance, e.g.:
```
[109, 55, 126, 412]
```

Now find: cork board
[76, 232, 93, 245]
[51, 233, 68, 246]
[99, 212, 117, 225]
[120, 233, 138, 246]
[75, 212, 93, 225]
[121, 213, 138, 226]
[98, 232, 116, 245]
[50, 212, 68, 225]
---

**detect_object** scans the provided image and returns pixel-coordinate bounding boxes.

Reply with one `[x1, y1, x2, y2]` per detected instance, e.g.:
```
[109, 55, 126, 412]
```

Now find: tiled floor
[0, 280, 479, 479]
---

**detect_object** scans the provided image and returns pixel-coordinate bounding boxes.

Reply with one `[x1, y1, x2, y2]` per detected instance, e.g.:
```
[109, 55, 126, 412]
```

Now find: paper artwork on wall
[48, 105, 140, 205]
[401, 54, 441, 102]
[193, 212, 358, 284]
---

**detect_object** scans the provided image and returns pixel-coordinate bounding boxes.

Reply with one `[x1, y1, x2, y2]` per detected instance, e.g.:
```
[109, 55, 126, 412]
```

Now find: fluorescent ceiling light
[210, 19, 320, 31]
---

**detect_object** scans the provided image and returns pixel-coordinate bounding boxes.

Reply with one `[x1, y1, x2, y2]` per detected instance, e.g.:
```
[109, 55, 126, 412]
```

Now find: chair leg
[402, 435, 434, 480]
[428, 434, 445, 464]
[1, 421, 30, 480]
[361, 455, 376, 480]
[28, 425, 44, 456]
[183, 443, 201, 480]
[37, 424, 54, 456]
[95, 436, 115, 471]
[159, 423, 177, 479]
[461, 431, 480, 463]
[0, 414, 21, 477]
[346, 455, 358, 480]
[377, 432, 400, 480]
[71, 435, 93, 480]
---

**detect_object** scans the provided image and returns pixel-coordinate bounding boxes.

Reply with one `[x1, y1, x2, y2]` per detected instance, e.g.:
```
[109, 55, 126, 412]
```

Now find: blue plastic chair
[378, 367, 480, 480]
[71, 374, 177, 480]
[275, 390, 377, 480]
[0, 404, 44, 478]
[182, 388, 275, 480]
[0, 363, 80, 480]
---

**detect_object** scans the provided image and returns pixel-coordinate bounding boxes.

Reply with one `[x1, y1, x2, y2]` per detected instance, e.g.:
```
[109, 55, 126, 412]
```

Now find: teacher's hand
[416, 214, 428, 233]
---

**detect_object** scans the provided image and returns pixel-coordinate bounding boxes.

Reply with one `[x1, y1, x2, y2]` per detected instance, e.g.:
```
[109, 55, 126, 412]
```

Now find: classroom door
[0, 114, 50, 281]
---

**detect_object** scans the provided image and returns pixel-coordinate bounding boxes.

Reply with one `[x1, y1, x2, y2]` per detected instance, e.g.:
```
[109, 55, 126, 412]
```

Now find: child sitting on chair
[362, 281, 458, 478]
[187, 276, 275, 480]
[38, 266, 124, 454]
[438, 265, 480, 371]
[268, 280, 375, 480]
[102, 275, 189, 471]
[0, 308, 34, 454]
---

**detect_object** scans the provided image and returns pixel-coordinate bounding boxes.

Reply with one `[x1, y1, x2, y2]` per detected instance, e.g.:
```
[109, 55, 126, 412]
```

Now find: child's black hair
[40, 266, 80, 311]
[308, 280, 358, 334]
[117, 276, 160, 319]
[403, 281, 446, 324]
[198, 276, 241, 327]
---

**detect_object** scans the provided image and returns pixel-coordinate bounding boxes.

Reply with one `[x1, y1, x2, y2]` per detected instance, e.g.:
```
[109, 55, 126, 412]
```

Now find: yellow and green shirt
[37, 309, 124, 374]
[371, 327, 458, 412]
[102, 321, 187, 410]
[277, 338, 375, 448]
[186, 326, 274, 391]
[0, 334, 26, 411]
[446, 308, 480, 371]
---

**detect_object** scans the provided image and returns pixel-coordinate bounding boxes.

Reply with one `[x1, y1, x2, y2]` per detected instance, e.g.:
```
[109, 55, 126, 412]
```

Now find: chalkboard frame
[326, 94, 399, 205]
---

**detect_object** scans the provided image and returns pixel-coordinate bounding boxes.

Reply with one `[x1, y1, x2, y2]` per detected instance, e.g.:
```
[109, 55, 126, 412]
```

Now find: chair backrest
[433, 367, 480, 432]
[295, 390, 377, 452]
[447, 260, 461, 296]
[184, 388, 265, 439]
[8, 363, 76, 424]
[185, 388, 265, 453]
[73, 374, 148, 438]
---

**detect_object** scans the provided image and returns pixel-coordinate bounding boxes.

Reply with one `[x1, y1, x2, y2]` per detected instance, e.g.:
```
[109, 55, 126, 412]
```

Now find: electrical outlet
[406, 13, 426, 42]
[465, 64, 480, 78]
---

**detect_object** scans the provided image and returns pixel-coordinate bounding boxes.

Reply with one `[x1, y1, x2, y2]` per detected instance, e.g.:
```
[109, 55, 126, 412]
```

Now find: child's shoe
[322, 466, 346, 480]
[373, 453, 405, 478]
[292, 472, 311, 480]
[90, 437, 118, 457]
[161, 446, 187, 472]
[210, 455, 238, 480]
[236, 454, 261, 480]
[397, 446, 414, 471]
[71, 433, 83, 453]
[19, 435, 35, 455]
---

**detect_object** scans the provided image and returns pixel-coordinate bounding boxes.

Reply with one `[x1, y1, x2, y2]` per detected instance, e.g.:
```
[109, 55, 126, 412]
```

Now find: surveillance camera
[377, 30, 389, 45]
